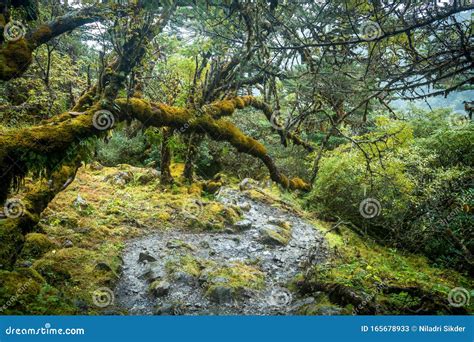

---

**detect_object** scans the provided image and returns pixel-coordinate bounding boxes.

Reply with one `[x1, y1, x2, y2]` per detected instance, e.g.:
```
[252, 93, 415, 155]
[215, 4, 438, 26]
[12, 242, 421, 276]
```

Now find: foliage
[306, 112, 473, 271]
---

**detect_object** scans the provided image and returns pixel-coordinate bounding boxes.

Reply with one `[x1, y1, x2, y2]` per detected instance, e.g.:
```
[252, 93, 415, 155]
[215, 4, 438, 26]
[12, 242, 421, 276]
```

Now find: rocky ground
[115, 187, 329, 315]
[1, 164, 471, 315]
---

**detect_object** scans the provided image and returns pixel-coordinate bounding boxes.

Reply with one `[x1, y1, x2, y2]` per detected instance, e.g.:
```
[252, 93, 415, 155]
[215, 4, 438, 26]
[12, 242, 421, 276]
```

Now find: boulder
[137, 169, 160, 185]
[105, 171, 133, 186]
[63, 239, 74, 248]
[149, 280, 171, 297]
[234, 219, 252, 231]
[138, 252, 157, 263]
[207, 286, 234, 304]
[72, 195, 88, 210]
[20, 233, 57, 259]
[260, 227, 290, 246]
[239, 178, 258, 191]
[239, 202, 252, 211]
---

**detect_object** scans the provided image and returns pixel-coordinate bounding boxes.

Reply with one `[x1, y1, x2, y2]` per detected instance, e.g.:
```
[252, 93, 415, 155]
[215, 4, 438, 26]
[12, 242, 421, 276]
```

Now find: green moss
[165, 254, 211, 278]
[0, 268, 43, 314]
[302, 227, 474, 314]
[19, 233, 57, 260]
[0, 220, 26, 269]
[0, 39, 33, 81]
[204, 262, 265, 299]
[261, 227, 291, 246]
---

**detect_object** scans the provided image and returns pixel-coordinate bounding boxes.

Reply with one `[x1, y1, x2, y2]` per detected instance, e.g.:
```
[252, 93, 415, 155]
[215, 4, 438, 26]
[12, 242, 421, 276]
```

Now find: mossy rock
[204, 262, 265, 302]
[260, 227, 291, 246]
[166, 239, 196, 251]
[165, 254, 211, 279]
[20, 233, 58, 260]
[33, 258, 72, 286]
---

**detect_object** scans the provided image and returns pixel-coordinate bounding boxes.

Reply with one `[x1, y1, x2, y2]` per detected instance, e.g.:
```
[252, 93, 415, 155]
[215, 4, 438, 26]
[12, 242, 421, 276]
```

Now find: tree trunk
[183, 133, 202, 182]
[160, 128, 173, 185]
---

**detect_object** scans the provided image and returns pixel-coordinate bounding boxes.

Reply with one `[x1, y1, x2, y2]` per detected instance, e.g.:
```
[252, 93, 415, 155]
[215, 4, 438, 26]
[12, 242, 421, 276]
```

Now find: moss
[204, 262, 265, 300]
[188, 182, 203, 196]
[19, 233, 57, 260]
[31, 246, 120, 312]
[301, 226, 474, 314]
[166, 239, 196, 251]
[29, 25, 53, 47]
[289, 177, 311, 191]
[0, 220, 25, 269]
[261, 227, 291, 246]
[0, 268, 44, 314]
[203, 180, 222, 194]
[0, 39, 33, 81]
[165, 254, 211, 278]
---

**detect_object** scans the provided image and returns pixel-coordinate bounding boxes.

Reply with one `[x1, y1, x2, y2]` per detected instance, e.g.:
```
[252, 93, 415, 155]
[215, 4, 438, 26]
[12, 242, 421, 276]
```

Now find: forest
[0, 0, 472, 316]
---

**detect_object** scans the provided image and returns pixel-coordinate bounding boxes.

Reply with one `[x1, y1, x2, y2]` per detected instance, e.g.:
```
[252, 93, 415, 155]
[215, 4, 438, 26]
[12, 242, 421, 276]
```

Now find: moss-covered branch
[0, 5, 115, 81]
[0, 97, 310, 204]
[203, 96, 314, 152]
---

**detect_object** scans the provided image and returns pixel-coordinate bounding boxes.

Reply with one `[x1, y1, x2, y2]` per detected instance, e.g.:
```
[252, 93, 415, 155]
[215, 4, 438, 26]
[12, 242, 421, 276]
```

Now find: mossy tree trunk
[160, 128, 174, 185]
[183, 132, 203, 182]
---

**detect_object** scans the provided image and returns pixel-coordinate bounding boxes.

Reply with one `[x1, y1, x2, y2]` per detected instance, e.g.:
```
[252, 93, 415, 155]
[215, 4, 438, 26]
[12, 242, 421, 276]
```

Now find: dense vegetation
[0, 0, 472, 315]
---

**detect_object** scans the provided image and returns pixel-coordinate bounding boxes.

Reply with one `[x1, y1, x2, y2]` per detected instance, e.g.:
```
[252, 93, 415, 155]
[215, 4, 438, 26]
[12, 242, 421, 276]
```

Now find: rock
[140, 266, 165, 283]
[138, 252, 157, 263]
[234, 219, 252, 231]
[311, 305, 343, 315]
[208, 286, 234, 304]
[73, 195, 88, 209]
[155, 303, 179, 315]
[224, 228, 235, 234]
[105, 171, 133, 186]
[95, 262, 113, 272]
[239, 178, 258, 191]
[149, 280, 171, 297]
[238, 202, 252, 211]
[137, 169, 160, 185]
[199, 241, 210, 249]
[268, 218, 291, 230]
[20, 233, 57, 259]
[173, 271, 195, 285]
[89, 161, 104, 171]
[63, 239, 74, 248]
[260, 227, 290, 246]
[166, 239, 196, 251]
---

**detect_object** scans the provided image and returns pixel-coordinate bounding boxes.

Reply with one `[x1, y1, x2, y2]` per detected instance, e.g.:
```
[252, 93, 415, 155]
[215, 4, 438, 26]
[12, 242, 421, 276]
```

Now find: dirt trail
[115, 187, 328, 315]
